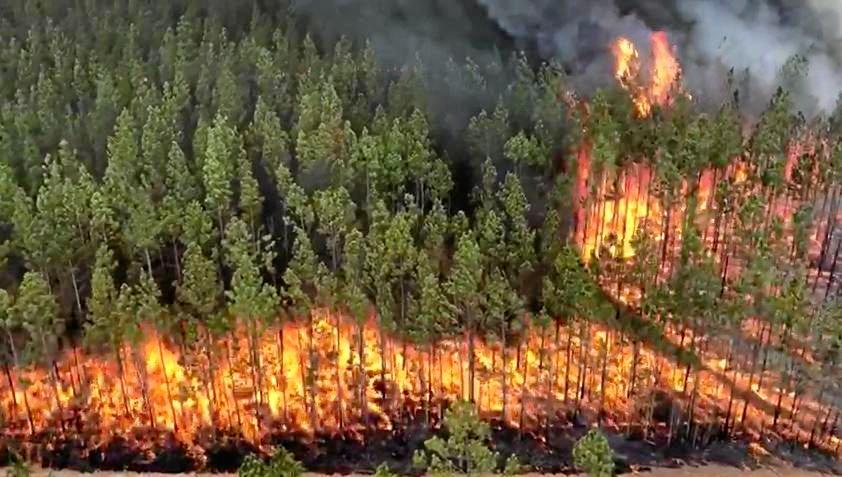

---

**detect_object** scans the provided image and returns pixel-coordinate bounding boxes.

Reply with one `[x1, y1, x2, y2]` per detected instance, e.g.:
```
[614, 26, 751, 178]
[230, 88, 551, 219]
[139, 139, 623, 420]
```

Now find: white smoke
[675, 0, 842, 114]
[478, 0, 842, 115]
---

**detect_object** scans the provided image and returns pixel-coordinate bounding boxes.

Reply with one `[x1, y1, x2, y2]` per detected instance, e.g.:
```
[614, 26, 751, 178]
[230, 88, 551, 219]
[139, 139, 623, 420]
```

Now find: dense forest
[0, 0, 840, 473]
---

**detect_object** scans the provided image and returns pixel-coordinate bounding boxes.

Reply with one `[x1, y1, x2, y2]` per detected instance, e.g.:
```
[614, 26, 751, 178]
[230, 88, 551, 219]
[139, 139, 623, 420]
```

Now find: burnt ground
[0, 411, 840, 476]
[0, 467, 838, 477]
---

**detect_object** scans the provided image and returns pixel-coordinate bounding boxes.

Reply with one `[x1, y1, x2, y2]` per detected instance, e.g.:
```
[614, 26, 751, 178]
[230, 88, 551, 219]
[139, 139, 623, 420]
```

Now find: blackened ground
[1, 407, 840, 475]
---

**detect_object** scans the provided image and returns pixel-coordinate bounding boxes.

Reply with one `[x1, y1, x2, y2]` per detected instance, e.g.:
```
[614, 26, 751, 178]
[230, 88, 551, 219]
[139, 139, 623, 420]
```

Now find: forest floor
[1, 466, 839, 476]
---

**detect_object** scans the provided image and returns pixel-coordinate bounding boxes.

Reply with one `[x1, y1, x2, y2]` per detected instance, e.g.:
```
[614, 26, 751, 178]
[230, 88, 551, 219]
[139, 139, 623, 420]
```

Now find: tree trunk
[204, 329, 219, 429]
[3, 361, 19, 418]
[172, 240, 182, 282]
[115, 345, 132, 417]
[564, 322, 574, 406]
[755, 323, 779, 391]
[645, 359, 663, 441]
[71, 344, 85, 396]
[225, 337, 243, 430]
[132, 345, 156, 429]
[467, 316, 476, 404]
[426, 343, 433, 427]
[740, 321, 770, 427]
[551, 320, 561, 426]
[501, 323, 509, 424]
[518, 338, 530, 436]
[660, 200, 673, 276]
[38, 336, 67, 433]
[378, 312, 388, 410]
[576, 321, 590, 411]
[69, 264, 83, 319]
[826, 236, 842, 299]
[773, 331, 794, 428]
[598, 329, 611, 424]
[357, 322, 367, 428]
[248, 323, 265, 437]
[307, 312, 318, 431]
[334, 313, 345, 430]
[722, 338, 736, 436]
[4, 332, 35, 435]
[628, 340, 639, 399]
[157, 335, 180, 432]
[812, 190, 838, 292]
[537, 325, 547, 423]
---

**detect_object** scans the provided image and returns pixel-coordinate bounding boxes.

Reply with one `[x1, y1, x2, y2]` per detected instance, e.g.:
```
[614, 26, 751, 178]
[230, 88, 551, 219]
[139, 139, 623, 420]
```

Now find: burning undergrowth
[2, 409, 840, 474]
[1, 3, 842, 475]
[0, 310, 839, 474]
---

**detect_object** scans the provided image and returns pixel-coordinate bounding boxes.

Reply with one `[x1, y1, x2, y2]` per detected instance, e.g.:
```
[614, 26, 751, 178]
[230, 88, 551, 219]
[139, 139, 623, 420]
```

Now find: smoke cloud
[477, 0, 842, 115]
[295, 0, 842, 116]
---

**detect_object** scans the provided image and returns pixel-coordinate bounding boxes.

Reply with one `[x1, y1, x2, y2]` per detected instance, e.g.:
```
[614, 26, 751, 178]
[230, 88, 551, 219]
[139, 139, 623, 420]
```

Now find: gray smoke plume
[295, 0, 842, 116]
[477, 0, 842, 115]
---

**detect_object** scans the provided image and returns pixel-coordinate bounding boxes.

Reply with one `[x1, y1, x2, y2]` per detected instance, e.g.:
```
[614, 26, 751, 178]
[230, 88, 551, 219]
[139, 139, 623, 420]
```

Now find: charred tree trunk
[225, 337, 243, 430]
[576, 321, 590, 412]
[564, 321, 574, 406]
[3, 334, 34, 435]
[501, 323, 509, 424]
[598, 330, 611, 425]
[276, 328, 287, 426]
[468, 323, 476, 404]
[518, 337, 530, 436]
[740, 321, 770, 427]
[132, 345, 156, 429]
[551, 320, 562, 426]
[115, 345, 132, 417]
[156, 335, 180, 432]
[358, 322, 367, 428]
[334, 313, 344, 430]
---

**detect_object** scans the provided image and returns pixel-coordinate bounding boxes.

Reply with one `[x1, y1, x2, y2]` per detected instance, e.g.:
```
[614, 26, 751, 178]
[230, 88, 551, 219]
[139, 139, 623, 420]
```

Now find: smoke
[477, 0, 842, 115]
[292, 0, 842, 115]
[291, 0, 516, 69]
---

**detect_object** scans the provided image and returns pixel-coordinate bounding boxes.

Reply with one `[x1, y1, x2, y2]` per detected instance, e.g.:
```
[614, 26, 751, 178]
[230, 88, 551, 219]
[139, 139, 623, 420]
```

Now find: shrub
[238, 448, 304, 477]
[412, 400, 498, 477]
[373, 463, 396, 477]
[572, 429, 615, 477]
[502, 454, 523, 476]
[6, 453, 30, 477]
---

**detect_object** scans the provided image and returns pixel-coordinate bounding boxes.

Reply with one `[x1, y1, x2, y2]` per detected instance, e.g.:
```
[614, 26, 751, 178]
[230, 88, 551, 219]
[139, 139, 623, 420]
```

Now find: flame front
[0, 310, 829, 454]
[0, 30, 839, 465]
[612, 32, 683, 117]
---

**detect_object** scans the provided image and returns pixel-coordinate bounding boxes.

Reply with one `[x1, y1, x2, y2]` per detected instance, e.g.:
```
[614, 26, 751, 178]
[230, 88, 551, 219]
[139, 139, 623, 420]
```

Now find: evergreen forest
[0, 0, 840, 473]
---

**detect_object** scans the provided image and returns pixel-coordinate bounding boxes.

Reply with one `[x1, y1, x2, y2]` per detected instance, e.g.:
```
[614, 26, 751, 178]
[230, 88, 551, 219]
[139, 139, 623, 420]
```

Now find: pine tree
[224, 216, 279, 433]
[283, 226, 326, 430]
[448, 232, 483, 404]
[85, 243, 133, 416]
[12, 272, 65, 430]
[203, 113, 239, 231]
[0, 288, 35, 433]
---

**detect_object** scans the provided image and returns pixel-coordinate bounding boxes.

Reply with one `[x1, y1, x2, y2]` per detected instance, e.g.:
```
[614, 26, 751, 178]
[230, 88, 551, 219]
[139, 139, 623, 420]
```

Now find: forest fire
[1, 6, 842, 474]
[1, 310, 838, 467]
[2, 313, 702, 443]
[611, 32, 683, 118]
[577, 32, 688, 260]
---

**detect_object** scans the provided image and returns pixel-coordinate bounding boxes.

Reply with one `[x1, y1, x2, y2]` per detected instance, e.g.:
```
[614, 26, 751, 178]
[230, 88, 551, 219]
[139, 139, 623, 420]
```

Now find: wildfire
[0, 30, 838, 471]
[572, 32, 690, 262]
[611, 32, 683, 118]
[0, 308, 829, 459]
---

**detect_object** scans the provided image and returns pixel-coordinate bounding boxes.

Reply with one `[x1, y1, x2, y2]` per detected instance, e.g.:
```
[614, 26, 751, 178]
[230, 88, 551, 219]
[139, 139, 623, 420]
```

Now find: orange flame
[611, 32, 683, 117]
[0, 309, 830, 456]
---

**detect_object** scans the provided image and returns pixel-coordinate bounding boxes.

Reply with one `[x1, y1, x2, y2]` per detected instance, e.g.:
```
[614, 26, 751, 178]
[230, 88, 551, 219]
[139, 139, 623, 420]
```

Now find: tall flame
[0, 31, 839, 467]
[611, 32, 683, 117]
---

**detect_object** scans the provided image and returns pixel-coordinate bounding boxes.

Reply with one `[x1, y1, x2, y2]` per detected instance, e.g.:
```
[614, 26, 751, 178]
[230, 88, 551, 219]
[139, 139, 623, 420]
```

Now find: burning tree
[0, 1, 841, 473]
